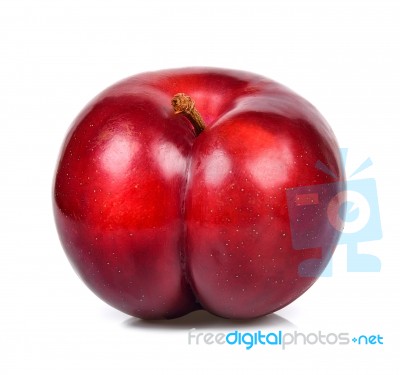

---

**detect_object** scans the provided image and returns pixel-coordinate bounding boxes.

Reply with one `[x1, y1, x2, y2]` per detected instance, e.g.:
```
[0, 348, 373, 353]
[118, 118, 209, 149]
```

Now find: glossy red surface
[54, 68, 344, 319]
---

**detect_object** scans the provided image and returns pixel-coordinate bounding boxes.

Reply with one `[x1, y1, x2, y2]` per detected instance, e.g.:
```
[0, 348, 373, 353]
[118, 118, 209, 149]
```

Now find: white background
[1, 0, 399, 373]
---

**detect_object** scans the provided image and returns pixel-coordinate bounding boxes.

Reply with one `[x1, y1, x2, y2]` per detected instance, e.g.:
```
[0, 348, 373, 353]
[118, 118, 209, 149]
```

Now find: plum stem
[171, 93, 206, 136]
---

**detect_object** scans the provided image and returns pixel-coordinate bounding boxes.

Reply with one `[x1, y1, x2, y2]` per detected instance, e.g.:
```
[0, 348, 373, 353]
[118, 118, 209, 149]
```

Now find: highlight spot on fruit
[247, 142, 293, 188]
[203, 149, 232, 187]
[152, 141, 187, 179]
[100, 134, 139, 176]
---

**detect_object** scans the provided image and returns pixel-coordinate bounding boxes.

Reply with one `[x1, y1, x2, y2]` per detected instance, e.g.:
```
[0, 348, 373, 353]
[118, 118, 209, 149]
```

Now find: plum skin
[53, 68, 344, 319]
